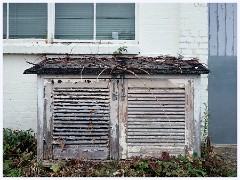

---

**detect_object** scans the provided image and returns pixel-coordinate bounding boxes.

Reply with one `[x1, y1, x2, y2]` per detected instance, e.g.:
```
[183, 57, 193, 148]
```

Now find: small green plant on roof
[113, 46, 128, 55]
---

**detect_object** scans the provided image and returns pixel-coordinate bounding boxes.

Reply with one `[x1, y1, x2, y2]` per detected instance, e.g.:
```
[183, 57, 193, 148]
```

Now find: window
[3, 3, 48, 39]
[55, 3, 135, 40]
[3, 3, 135, 41]
[96, 3, 135, 40]
[55, 3, 94, 40]
[3, 3, 7, 39]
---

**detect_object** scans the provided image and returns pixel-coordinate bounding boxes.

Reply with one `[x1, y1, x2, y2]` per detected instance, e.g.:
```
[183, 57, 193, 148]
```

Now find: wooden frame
[37, 75, 199, 160]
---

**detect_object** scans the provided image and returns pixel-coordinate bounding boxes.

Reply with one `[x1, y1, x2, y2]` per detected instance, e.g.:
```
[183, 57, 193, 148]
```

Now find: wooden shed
[24, 55, 209, 160]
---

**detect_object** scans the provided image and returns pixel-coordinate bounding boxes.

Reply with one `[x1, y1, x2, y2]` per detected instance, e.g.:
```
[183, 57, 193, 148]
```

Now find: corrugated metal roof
[23, 55, 210, 75]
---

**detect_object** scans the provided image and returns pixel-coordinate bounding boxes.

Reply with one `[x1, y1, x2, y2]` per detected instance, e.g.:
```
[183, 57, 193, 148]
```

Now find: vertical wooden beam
[37, 76, 44, 160]
[193, 76, 201, 156]
[44, 80, 54, 160]
[185, 79, 194, 155]
[109, 77, 119, 159]
[119, 78, 128, 159]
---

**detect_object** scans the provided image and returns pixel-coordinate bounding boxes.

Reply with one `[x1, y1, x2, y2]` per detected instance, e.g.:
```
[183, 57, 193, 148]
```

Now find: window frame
[3, 3, 138, 44]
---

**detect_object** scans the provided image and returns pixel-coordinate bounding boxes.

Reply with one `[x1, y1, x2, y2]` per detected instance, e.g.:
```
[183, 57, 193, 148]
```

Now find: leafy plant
[3, 128, 237, 177]
[3, 128, 37, 177]
[202, 103, 210, 144]
[113, 46, 128, 55]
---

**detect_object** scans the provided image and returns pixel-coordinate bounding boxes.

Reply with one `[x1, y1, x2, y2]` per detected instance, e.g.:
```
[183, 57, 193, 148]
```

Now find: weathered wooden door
[42, 77, 194, 160]
[119, 78, 194, 159]
[43, 78, 118, 160]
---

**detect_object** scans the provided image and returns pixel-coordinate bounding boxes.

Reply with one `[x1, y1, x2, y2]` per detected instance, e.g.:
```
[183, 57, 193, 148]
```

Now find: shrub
[3, 128, 37, 177]
[3, 128, 237, 177]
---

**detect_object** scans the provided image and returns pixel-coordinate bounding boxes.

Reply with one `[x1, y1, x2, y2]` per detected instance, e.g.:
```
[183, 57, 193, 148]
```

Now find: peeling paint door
[119, 78, 194, 158]
[42, 77, 194, 160]
[43, 78, 117, 160]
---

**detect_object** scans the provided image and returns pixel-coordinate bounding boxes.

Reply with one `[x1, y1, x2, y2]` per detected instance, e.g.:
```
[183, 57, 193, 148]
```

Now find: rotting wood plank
[128, 129, 185, 133]
[128, 121, 185, 125]
[54, 113, 109, 117]
[128, 118, 185, 122]
[54, 106, 109, 110]
[119, 78, 128, 159]
[44, 83, 54, 160]
[53, 145, 109, 160]
[127, 135, 185, 139]
[128, 101, 185, 105]
[127, 146, 185, 158]
[53, 120, 109, 124]
[37, 76, 45, 160]
[53, 110, 109, 114]
[185, 79, 194, 155]
[52, 137, 109, 141]
[128, 132, 185, 136]
[53, 103, 109, 107]
[53, 95, 109, 100]
[53, 117, 109, 121]
[128, 115, 185, 118]
[53, 99, 109, 103]
[52, 140, 108, 145]
[53, 133, 108, 137]
[109, 77, 119, 159]
[52, 130, 109, 134]
[53, 124, 109, 128]
[128, 108, 185, 112]
[128, 111, 185, 115]
[128, 94, 185, 98]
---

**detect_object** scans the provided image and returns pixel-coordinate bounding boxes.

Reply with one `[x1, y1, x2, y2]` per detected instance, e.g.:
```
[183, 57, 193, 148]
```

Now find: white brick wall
[138, 3, 179, 55]
[178, 3, 208, 138]
[3, 3, 209, 133]
[3, 55, 39, 132]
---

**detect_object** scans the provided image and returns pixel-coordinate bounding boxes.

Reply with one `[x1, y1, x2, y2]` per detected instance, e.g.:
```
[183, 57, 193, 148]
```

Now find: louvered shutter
[119, 78, 194, 158]
[44, 79, 112, 160]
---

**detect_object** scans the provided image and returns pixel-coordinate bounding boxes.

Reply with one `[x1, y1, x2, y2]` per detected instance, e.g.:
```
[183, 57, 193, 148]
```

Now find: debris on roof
[23, 55, 210, 75]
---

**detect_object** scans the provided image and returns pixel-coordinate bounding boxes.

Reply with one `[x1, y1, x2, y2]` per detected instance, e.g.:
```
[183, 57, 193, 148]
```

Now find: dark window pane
[9, 3, 47, 39]
[55, 3, 94, 40]
[96, 3, 135, 40]
[3, 3, 7, 39]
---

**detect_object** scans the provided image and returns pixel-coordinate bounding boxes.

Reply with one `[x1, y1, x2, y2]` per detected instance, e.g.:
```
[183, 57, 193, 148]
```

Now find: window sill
[3, 40, 140, 55]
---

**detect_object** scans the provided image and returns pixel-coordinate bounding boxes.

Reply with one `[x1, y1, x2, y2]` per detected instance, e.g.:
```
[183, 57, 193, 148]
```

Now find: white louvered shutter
[119, 78, 194, 158]
[44, 79, 112, 160]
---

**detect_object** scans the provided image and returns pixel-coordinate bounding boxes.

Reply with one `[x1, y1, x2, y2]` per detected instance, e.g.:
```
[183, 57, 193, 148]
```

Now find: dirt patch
[213, 145, 237, 171]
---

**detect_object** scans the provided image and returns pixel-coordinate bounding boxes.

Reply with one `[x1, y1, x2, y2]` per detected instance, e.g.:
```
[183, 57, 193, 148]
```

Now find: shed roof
[23, 55, 209, 75]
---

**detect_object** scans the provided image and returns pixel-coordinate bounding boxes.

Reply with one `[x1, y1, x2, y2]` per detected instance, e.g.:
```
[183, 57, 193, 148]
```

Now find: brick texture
[3, 3, 209, 134]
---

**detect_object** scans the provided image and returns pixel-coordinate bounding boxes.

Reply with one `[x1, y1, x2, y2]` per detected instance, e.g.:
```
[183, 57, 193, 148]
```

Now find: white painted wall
[178, 3, 209, 135]
[3, 3, 208, 133]
[138, 3, 180, 55]
[3, 55, 39, 132]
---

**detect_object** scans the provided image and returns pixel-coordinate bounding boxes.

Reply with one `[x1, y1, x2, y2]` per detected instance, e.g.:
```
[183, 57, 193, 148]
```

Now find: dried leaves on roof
[24, 55, 209, 75]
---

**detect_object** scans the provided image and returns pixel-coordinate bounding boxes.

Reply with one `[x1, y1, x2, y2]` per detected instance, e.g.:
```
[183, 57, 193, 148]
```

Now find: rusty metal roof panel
[23, 55, 210, 75]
